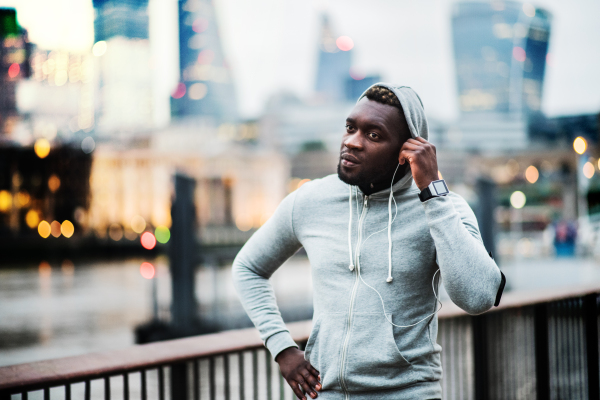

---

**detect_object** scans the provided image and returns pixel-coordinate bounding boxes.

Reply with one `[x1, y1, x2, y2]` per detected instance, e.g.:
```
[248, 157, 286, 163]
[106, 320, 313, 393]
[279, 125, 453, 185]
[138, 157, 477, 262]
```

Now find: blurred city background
[0, 0, 599, 370]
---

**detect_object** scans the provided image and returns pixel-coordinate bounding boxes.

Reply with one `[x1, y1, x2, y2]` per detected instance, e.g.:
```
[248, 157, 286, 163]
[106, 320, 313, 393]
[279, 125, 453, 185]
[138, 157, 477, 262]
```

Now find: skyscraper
[452, 1, 551, 116]
[92, 0, 153, 135]
[0, 8, 31, 137]
[314, 15, 352, 102]
[171, 0, 237, 122]
[93, 0, 149, 42]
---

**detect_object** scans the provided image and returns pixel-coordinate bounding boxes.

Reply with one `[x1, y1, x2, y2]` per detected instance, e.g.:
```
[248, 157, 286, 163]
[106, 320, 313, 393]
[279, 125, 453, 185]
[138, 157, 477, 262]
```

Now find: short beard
[337, 157, 404, 190]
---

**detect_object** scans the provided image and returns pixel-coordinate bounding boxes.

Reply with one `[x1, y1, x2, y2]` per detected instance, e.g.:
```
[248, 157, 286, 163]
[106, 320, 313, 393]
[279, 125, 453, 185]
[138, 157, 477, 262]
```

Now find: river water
[0, 255, 313, 368]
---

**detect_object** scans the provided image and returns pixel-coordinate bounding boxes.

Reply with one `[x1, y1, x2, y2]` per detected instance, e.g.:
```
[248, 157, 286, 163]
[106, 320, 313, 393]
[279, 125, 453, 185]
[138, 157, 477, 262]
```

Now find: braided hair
[363, 86, 410, 140]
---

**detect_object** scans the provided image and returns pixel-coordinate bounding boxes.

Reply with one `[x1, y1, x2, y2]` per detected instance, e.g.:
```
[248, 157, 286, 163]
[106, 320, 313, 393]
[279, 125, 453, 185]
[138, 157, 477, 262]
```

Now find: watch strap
[418, 187, 433, 202]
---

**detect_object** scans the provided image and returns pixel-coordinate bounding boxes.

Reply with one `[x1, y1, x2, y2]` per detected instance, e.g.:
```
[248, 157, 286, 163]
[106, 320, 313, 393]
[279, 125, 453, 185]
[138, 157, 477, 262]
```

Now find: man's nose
[344, 131, 362, 149]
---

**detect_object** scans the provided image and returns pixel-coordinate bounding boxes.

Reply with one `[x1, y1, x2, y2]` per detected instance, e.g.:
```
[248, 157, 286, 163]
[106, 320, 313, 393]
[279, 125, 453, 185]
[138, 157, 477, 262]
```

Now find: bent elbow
[462, 295, 495, 315]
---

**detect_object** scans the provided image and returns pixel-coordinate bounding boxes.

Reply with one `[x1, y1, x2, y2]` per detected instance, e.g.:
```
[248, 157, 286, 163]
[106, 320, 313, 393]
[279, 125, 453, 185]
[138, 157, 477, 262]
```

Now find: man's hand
[399, 137, 440, 191]
[276, 347, 321, 399]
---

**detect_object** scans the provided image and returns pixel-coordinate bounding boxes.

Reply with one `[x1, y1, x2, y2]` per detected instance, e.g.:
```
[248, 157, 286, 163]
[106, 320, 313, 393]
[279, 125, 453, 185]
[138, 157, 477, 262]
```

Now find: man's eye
[345, 124, 353, 130]
[368, 132, 379, 139]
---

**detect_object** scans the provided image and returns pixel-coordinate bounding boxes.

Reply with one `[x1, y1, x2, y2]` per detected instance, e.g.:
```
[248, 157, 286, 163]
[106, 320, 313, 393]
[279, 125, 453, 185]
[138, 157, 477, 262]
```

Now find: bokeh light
[349, 67, 365, 81]
[522, 3, 536, 17]
[81, 136, 95, 154]
[109, 223, 124, 241]
[38, 221, 51, 238]
[48, 175, 61, 192]
[34, 138, 51, 158]
[172, 83, 186, 99]
[140, 262, 155, 279]
[39, 261, 51, 277]
[155, 226, 170, 244]
[192, 18, 208, 33]
[61, 220, 75, 238]
[131, 215, 146, 233]
[525, 165, 539, 183]
[583, 162, 595, 179]
[51, 221, 62, 238]
[510, 191, 526, 209]
[197, 49, 215, 65]
[0, 190, 11, 211]
[188, 83, 208, 100]
[573, 137, 587, 154]
[16, 191, 30, 207]
[8, 63, 20, 78]
[26, 210, 40, 229]
[92, 41, 107, 57]
[336, 36, 354, 51]
[512, 47, 526, 62]
[141, 232, 157, 250]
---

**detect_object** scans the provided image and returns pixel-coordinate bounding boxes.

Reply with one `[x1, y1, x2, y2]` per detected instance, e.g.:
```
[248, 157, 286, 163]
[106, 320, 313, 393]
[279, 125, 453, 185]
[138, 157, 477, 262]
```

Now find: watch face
[432, 180, 449, 195]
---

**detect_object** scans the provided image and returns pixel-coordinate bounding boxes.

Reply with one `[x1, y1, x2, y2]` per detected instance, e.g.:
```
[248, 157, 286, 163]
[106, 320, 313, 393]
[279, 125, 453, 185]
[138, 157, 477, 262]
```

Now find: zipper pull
[364, 196, 368, 206]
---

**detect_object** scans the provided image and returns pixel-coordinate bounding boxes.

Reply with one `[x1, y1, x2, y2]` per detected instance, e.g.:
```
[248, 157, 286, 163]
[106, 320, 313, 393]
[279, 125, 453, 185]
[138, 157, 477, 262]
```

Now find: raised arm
[400, 137, 504, 315]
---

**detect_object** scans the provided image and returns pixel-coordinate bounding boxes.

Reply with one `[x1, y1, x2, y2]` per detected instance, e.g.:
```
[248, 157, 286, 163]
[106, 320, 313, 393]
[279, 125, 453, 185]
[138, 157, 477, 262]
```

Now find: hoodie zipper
[339, 194, 368, 399]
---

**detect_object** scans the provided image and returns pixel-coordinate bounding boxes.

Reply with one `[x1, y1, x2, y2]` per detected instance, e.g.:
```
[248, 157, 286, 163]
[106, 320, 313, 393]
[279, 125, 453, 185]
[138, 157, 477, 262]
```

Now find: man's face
[338, 98, 409, 188]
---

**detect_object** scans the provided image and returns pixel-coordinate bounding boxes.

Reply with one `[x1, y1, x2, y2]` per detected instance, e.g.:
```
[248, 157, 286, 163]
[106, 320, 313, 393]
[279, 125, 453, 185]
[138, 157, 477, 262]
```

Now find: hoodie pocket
[304, 313, 346, 391]
[343, 313, 414, 391]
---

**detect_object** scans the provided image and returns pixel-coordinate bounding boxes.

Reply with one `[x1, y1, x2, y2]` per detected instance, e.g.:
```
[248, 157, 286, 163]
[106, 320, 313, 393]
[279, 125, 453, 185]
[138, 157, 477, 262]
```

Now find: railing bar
[279, 370, 285, 400]
[104, 376, 111, 400]
[584, 294, 600, 400]
[141, 369, 147, 400]
[158, 366, 165, 400]
[239, 352, 245, 400]
[65, 383, 71, 400]
[194, 359, 200, 400]
[84, 380, 90, 400]
[123, 373, 129, 400]
[21, 392, 28, 400]
[252, 350, 258, 400]
[265, 350, 272, 400]
[224, 354, 230, 400]
[209, 356, 216, 400]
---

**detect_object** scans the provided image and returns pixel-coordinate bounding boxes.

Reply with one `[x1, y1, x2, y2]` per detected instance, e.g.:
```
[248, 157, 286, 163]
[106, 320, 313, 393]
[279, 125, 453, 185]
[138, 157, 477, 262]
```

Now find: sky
[4, 0, 600, 122]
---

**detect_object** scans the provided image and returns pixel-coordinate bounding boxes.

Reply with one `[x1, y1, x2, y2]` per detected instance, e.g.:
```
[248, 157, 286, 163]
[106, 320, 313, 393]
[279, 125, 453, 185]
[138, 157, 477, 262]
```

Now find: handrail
[1, 283, 599, 393]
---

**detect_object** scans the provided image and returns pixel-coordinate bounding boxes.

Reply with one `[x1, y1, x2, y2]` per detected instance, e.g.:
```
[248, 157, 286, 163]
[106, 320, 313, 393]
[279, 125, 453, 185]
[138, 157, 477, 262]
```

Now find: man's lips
[340, 153, 361, 166]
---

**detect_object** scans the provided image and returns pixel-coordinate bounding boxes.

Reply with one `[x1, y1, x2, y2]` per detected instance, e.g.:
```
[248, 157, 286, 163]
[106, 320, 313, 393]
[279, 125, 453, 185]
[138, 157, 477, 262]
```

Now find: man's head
[338, 85, 411, 191]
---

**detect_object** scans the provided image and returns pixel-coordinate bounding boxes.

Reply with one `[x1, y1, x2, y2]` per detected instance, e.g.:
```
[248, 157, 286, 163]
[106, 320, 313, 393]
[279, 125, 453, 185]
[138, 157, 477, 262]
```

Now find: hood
[357, 83, 429, 141]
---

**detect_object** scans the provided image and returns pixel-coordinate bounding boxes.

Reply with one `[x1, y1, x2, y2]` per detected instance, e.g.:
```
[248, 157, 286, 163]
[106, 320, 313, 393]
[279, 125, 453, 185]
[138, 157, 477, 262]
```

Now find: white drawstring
[348, 185, 355, 271]
[346, 164, 442, 328]
[387, 164, 400, 283]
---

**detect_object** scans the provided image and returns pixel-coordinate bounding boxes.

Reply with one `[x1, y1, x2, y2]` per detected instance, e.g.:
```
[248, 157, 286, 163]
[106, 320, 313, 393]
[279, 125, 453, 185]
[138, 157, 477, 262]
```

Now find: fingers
[302, 369, 322, 392]
[288, 379, 306, 400]
[398, 149, 415, 165]
[297, 376, 318, 399]
[307, 364, 320, 380]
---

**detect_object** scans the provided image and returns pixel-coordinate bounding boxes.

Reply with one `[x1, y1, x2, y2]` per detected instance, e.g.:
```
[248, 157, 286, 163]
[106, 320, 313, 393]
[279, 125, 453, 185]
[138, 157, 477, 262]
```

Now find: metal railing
[1, 285, 599, 400]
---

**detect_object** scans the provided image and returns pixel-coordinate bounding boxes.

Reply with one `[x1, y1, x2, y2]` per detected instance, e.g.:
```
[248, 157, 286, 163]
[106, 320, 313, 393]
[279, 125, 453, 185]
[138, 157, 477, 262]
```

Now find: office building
[452, 1, 551, 116]
[314, 15, 352, 102]
[92, 0, 153, 136]
[171, 0, 237, 122]
[0, 8, 31, 138]
[448, 1, 552, 151]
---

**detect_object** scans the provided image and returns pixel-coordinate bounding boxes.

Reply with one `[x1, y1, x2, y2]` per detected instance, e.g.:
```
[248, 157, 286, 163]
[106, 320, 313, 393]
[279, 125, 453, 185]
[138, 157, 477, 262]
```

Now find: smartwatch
[418, 179, 449, 202]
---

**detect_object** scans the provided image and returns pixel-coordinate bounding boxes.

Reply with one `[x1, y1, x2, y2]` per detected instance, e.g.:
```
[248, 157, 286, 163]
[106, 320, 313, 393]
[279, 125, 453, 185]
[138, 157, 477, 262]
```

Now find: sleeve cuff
[421, 195, 456, 222]
[265, 331, 298, 360]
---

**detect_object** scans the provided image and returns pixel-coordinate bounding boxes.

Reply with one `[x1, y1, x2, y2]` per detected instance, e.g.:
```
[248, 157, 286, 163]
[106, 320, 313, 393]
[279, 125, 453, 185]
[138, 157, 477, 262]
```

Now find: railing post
[534, 303, 550, 400]
[584, 294, 599, 400]
[171, 362, 189, 400]
[472, 315, 488, 400]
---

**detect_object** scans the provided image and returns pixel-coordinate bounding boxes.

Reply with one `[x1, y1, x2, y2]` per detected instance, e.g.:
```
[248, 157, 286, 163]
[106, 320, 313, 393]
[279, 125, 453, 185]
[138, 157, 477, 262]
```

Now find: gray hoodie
[232, 83, 504, 399]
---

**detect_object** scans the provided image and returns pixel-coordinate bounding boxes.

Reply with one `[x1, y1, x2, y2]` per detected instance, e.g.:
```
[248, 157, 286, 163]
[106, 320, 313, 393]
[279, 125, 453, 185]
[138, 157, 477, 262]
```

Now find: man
[232, 83, 505, 399]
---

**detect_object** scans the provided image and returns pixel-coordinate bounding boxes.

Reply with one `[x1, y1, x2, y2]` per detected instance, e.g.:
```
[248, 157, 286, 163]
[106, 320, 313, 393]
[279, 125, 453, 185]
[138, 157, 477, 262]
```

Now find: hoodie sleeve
[232, 190, 303, 359]
[422, 192, 503, 315]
